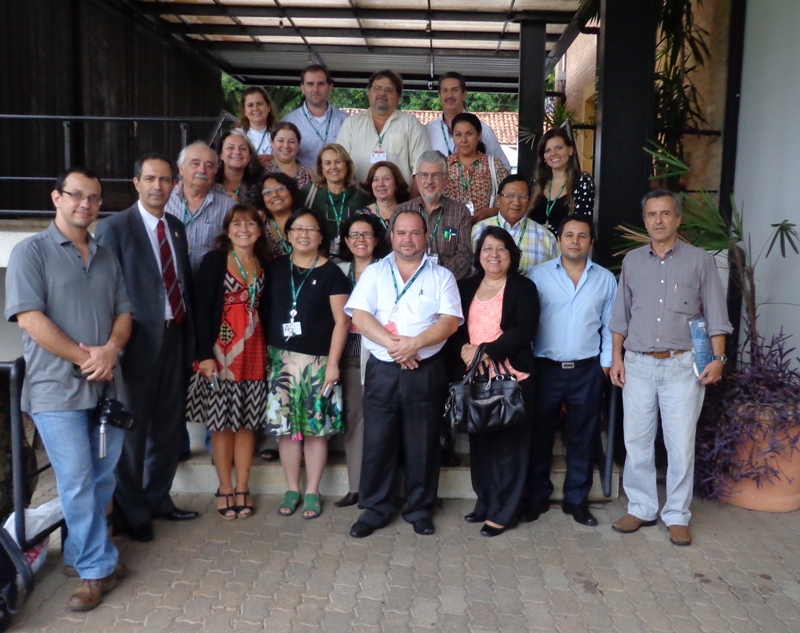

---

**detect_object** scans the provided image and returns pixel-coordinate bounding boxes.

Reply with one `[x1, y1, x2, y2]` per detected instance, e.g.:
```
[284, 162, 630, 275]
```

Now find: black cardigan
[451, 274, 540, 376]
[195, 250, 270, 362]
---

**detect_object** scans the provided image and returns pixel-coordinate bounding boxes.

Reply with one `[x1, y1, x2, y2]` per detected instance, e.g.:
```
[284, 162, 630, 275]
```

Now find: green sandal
[277, 490, 301, 516]
[302, 493, 322, 520]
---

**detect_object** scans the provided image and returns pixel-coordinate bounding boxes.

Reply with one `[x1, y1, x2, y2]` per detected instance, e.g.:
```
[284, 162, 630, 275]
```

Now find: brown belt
[641, 350, 687, 359]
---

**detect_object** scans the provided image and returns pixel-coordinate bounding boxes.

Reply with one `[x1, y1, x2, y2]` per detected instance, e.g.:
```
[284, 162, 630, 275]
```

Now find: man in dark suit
[95, 153, 199, 542]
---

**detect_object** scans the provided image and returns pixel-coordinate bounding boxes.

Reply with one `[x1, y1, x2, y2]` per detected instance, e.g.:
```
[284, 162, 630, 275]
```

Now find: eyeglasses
[262, 185, 287, 196]
[347, 232, 375, 240]
[289, 227, 320, 235]
[370, 85, 396, 94]
[416, 172, 444, 181]
[59, 189, 103, 206]
[481, 246, 510, 255]
[499, 193, 531, 202]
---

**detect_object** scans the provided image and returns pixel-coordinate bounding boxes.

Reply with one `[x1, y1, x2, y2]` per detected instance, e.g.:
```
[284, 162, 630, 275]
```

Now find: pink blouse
[467, 286, 530, 380]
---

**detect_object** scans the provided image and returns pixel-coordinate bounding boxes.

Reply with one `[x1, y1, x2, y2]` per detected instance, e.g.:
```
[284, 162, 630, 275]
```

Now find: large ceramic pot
[723, 414, 800, 513]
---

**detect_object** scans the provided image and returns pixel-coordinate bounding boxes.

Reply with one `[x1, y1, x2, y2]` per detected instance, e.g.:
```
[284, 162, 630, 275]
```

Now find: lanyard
[326, 190, 348, 232]
[545, 180, 567, 224]
[375, 117, 393, 148]
[425, 206, 444, 250]
[440, 121, 455, 154]
[270, 218, 291, 254]
[390, 261, 427, 307]
[372, 204, 389, 230]
[289, 256, 319, 320]
[302, 103, 333, 143]
[182, 197, 201, 226]
[497, 215, 528, 248]
[456, 159, 480, 193]
[347, 260, 374, 289]
[251, 127, 270, 154]
[231, 250, 258, 312]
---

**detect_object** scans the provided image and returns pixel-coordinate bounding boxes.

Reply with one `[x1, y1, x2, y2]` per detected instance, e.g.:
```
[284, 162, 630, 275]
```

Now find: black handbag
[443, 344, 526, 435]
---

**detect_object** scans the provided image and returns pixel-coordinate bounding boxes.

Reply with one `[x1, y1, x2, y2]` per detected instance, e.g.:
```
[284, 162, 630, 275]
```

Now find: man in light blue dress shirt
[525, 217, 617, 527]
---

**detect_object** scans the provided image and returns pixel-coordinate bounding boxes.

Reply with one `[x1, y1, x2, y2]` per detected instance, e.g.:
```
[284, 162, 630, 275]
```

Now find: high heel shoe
[215, 490, 236, 520]
[480, 523, 506, 537]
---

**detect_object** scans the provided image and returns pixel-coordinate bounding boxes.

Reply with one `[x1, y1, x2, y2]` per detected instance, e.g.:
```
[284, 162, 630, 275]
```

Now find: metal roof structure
[133, 0, 589, 92]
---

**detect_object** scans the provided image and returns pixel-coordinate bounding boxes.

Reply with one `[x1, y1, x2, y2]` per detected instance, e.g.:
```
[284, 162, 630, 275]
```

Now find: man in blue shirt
[525, 217, 617, 526]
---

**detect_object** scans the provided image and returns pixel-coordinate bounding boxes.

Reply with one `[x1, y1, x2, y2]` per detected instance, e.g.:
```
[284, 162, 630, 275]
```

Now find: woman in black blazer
[451, 226, 540, 536]
[191, 204, 272, 520]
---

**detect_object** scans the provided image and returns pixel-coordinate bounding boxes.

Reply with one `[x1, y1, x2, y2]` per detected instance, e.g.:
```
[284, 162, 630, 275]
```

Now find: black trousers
[468, 377, 534, 526]
[528, 358, 605, 508]
[114, 325, 189, 528]
[358, 353, 449, 527]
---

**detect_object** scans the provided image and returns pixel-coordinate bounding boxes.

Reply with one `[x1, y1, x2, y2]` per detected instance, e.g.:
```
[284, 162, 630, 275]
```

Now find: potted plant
[616, 147, 800, 511]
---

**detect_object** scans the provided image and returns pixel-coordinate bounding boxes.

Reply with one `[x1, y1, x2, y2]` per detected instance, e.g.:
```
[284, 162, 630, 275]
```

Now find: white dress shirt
[344, 253, 464, 362]
[137, 201, 178, 319]
[425, 115, 512, 171]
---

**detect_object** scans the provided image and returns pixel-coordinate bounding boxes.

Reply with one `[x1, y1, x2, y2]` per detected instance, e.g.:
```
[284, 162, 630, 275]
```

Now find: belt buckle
[561, 361, 575, 369]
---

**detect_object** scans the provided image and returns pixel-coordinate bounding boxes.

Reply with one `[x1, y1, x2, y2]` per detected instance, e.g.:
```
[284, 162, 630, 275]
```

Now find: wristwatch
[712, 354, 727, 364]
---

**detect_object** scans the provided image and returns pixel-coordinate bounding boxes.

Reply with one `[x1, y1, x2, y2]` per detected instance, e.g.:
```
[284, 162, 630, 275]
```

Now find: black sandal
[216, 490, 237, 520]
[235, 489, 255, 519]
[260, 449, 279, 461]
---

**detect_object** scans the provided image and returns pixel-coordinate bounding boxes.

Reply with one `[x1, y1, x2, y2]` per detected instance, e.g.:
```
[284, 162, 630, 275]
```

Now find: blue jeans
[621, 351, 705, 526]
[32, 409, 124, 580]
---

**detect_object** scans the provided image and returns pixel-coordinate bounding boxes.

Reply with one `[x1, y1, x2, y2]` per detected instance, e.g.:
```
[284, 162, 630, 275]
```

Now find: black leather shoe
[127, 522, 154, 542]
[464, 512, 487, 523]
[412, 517, 435, 535]
[178, 450, 192, 462]
[480, 523, 506, 537]
[156, 508, 199, 522]
[349, 521, 374, 538]
[334, 492, 359, 508]
[518, 503, 549, 523]
[562, 503, 598, 527]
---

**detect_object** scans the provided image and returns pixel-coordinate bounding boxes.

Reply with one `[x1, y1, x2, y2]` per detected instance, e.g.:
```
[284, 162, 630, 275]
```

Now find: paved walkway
[9, 482, 800, 633]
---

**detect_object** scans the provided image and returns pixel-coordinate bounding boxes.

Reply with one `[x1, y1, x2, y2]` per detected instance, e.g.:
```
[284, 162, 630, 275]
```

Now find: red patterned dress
[205, 269, 267, 431]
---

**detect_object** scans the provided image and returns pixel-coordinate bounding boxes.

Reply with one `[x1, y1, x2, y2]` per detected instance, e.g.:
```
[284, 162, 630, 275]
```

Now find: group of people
[5, 65, 731, 613]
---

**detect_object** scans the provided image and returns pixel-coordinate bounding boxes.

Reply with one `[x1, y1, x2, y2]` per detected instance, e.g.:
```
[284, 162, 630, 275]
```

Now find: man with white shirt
[336, 69, 431, 186]
[425, 72, 511, 172]
[282, 65, 349, 169]
[95, 154, 199, 543]
[344, 209, 463, 538]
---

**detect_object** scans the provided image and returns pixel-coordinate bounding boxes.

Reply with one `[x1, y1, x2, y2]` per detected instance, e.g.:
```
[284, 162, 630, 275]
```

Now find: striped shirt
[165, 184, 235, 276]
[473, 215, 560, 277]
[609, 239, 732, 353]
[393, 196, 473, 280]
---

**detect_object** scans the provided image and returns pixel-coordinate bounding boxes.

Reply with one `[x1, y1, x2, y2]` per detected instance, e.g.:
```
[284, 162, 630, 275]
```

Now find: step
[172, 450, 619, 502]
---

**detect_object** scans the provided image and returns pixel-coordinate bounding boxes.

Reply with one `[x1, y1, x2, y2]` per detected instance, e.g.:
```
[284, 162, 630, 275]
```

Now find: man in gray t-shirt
[5, 168, 132, 612]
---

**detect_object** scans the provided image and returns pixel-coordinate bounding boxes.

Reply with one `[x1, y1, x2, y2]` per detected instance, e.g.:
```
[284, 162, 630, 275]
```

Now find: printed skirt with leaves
[265, 346, 344, 439]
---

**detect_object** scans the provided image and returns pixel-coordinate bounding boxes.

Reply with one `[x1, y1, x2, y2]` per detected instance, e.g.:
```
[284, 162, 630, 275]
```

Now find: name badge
[330, 235, 340, 256]
[428, 253, 439, 265]
[384, 321, 399, 336]
[465, 201, 475, 216]
[371, 151, 387, 164]
[282, 321, 303, 339]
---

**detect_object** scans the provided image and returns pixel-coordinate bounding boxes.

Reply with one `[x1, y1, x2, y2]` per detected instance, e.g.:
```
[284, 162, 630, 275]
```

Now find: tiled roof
[341, 109, 519, 145]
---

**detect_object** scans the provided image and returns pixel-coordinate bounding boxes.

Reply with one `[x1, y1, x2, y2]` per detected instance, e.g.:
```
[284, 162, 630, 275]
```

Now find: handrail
[3, 358, 66, 552]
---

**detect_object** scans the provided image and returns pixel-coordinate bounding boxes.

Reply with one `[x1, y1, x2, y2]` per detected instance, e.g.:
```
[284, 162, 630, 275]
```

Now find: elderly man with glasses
[393, 150, 473, 280]
[472, 174, 559, 277]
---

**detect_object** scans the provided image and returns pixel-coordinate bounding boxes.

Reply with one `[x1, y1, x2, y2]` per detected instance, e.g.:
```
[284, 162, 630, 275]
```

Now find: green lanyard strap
[389, 261, 427, 307]
[302, 103, 333, 143]
[270, 218, 291, 254]
[326, 190, 348, 233]
[425, 206, 444, 251]
[289, 256, 319, 319]
[231, 251, 258, 312]
[440, 121, 455, 154]
[181, 197, 199, 226]
[456, 159, 480, 193]
[373, 204, 389, 230]
[544, 180, 567, 225]
[496, 215, 529, 248]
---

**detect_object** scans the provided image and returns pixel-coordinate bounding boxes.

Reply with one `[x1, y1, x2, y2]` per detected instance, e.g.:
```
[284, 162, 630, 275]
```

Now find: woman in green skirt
[266, 207, 351, 519]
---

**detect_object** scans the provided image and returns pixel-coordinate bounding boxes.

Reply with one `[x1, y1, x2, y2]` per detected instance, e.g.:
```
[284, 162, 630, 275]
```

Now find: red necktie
[157, 219, 186, 324]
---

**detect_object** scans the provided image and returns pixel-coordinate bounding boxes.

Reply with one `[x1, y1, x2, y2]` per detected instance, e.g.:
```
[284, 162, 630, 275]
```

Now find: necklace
[482, 277, 506, 290]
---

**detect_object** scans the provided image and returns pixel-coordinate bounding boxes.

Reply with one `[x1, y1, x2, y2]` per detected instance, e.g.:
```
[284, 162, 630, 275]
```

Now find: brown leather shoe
[67, 563, 128, 611]
[611, 513, 658, 534]
[668, 524, 692, 546]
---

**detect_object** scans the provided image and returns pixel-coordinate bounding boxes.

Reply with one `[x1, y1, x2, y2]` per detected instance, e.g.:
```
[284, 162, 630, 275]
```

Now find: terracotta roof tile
[341, 109, 518, 145]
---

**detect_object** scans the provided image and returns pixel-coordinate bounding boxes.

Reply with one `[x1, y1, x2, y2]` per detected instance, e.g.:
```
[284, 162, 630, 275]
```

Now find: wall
[0, 0, 222, 212]
[734, 0, 800, 351]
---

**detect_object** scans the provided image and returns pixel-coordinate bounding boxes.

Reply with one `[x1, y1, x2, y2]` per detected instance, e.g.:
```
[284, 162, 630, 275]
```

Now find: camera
[94, 398, 136, 431]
